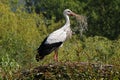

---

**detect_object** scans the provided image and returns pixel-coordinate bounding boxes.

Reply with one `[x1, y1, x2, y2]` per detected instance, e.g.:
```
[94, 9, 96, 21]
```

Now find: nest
[74, 14, 88, 36]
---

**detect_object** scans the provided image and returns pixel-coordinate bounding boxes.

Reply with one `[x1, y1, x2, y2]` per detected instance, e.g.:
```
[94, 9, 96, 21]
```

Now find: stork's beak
[69, 12, 77, 16]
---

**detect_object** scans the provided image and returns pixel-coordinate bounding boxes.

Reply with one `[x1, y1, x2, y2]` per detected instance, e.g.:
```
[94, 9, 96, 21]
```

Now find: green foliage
[81, 36, 117, 64]
[0, 0, 40, 70]
[0, 0, 120, 79]
[25, 0, 120, 39]
[0, 54, 20, 79]
[85, 0, 120, 39]
[33, 0, 80, 21]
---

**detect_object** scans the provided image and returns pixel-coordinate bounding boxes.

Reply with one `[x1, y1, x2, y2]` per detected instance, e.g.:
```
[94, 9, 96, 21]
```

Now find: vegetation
[29, 0, 120, 39]
[19, 62, 119, 80]
[0, 0, 120, 79]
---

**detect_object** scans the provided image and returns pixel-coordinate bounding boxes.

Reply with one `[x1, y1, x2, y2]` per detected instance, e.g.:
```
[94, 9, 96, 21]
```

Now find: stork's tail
[36, 53, 44, 62]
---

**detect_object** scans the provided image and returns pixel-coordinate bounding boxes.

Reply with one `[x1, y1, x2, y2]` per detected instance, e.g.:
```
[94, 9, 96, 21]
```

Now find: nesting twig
[74, 14, 88, 36]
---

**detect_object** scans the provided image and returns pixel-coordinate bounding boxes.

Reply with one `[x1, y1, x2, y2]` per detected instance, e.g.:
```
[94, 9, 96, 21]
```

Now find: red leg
[54, 49, 58, 62]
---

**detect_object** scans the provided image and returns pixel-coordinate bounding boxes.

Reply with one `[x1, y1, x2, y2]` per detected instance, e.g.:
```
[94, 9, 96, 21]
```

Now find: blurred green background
[0, 0, 120, 79]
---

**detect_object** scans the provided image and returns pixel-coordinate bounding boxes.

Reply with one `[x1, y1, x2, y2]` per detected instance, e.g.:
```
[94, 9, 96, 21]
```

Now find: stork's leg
[54, 49, 58, 62]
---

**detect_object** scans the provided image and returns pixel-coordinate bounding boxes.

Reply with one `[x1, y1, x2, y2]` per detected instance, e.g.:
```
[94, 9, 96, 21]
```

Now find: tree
[85, 0, 120, 39]
[25, 0, 120, 39]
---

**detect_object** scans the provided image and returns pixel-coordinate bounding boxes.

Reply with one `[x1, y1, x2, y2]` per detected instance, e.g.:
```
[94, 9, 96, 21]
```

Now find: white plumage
[45, 29, 67, 44]
[36, 9, 76, 62]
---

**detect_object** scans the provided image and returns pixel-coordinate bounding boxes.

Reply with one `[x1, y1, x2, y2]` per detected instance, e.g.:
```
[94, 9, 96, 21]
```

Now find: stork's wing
[45, 29, 67, 44]
[37, 36, 63, 60]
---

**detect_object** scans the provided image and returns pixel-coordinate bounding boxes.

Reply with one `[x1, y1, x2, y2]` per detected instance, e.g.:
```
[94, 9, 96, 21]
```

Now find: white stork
[36, 9, 76, 62]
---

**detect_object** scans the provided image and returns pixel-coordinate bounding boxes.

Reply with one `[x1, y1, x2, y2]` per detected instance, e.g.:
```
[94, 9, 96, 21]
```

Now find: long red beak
[69, 12, 76, 16]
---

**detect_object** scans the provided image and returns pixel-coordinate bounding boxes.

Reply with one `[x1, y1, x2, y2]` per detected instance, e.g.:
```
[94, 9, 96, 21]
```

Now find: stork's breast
[66, 29, 72, 39]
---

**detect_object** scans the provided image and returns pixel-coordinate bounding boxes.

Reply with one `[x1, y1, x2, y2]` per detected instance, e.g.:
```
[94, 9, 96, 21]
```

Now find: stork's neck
[63, 14, 70, 29]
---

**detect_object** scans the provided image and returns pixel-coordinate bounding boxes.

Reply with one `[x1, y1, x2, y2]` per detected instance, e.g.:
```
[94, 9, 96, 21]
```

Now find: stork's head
[63, 9, 76, 16]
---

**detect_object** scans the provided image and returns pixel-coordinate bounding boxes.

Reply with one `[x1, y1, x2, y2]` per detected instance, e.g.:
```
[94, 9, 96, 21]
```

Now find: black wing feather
[36, 37, 63, 61]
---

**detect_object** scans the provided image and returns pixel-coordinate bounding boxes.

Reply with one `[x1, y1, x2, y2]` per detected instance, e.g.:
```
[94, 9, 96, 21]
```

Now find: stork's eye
[67, 11, 70, 12]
